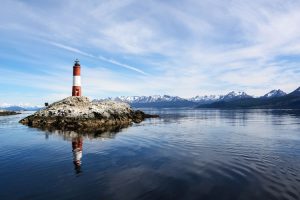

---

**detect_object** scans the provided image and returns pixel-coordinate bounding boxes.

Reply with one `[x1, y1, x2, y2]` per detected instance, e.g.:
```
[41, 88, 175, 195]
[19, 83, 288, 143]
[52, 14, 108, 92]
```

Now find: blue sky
[1, 0, 300, 105]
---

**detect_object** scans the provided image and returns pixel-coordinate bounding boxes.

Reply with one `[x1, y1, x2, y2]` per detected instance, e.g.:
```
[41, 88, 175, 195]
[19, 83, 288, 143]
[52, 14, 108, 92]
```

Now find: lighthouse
[72, 59, 82, 96]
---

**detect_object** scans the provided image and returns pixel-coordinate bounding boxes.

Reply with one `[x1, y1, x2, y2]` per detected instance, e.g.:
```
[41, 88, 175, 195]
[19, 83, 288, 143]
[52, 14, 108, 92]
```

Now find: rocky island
[19, 96, 158, 132]
[0, 110, 20, 116]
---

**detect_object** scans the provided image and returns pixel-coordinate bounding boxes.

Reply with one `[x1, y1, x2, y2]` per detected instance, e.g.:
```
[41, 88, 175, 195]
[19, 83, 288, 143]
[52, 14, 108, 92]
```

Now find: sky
[1, 0, 300, 105]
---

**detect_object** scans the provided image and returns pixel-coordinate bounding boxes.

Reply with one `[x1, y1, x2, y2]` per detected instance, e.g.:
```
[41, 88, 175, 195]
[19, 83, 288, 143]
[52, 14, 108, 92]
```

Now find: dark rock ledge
[19, 96, 158, 132]
[0, 110, 20, 116]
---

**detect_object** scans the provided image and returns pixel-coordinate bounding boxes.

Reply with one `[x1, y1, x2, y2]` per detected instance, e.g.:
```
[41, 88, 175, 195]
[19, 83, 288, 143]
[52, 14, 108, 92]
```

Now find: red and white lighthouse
[72, 59, 82, 96]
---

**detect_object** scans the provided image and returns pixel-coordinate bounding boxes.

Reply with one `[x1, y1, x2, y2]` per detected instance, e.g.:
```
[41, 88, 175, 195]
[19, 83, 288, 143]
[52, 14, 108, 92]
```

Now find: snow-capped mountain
[188, 92, 253, 103]
[189, 95, 222, 103]
[0, 103, 42, 111]
[221, 91, 253, 101]
[94, 91, 254, 108]
[262, 89, 286, 98]
[198, 86, 300, 109]
[93, 95, 194, 108]
[115, 95, 186, 103]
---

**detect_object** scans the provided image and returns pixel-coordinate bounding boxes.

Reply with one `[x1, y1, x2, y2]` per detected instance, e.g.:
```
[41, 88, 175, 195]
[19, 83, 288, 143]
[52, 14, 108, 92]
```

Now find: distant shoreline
[0, 110, 21, 116]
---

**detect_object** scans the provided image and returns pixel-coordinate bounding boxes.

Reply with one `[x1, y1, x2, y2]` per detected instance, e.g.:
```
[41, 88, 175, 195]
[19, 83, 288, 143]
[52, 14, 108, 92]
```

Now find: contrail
[97, 55, 147, 75]
[49, 42, 147, 75]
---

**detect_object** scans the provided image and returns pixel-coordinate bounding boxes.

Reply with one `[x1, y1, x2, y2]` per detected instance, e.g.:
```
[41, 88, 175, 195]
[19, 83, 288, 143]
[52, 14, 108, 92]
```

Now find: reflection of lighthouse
[72, 136, 83, 174]
[72, 59, 81, 96]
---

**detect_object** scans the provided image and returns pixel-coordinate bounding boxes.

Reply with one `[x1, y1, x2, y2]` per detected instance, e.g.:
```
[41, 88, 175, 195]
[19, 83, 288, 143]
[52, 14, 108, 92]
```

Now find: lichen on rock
[19, 96, 158, 132]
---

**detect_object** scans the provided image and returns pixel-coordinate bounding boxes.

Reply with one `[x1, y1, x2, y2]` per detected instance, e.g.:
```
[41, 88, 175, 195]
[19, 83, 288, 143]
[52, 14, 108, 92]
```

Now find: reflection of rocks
[43, 124, 130, 139]
[0, 110, 20, 116]
[19, 96, 158, 132]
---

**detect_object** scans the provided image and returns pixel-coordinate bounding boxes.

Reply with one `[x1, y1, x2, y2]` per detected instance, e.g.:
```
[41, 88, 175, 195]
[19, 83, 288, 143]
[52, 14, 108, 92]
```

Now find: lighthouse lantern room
[72, 59, 82, 96]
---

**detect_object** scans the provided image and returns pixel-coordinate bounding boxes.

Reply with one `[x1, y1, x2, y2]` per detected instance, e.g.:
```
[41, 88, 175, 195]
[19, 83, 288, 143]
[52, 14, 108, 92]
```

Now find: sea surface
[1, 109, 300, 200]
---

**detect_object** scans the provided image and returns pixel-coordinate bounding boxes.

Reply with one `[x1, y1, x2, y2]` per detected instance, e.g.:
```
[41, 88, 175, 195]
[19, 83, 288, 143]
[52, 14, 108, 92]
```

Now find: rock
[0, 110, 21, 116]
[19, 96, 158, 132]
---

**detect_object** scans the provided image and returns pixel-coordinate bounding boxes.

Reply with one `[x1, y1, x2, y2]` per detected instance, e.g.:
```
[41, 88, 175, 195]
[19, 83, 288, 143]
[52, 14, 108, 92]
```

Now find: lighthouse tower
[72, 59, 82, 96]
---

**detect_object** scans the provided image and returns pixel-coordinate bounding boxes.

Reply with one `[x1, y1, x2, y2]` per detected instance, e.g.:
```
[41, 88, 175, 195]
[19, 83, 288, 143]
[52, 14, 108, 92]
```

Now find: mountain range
[0, 105, 41, 111]
[2, 87, 299, 110]
[94, 88, 298, 108]
[198, 87, 300, 109]
[94, 95, 197, 108]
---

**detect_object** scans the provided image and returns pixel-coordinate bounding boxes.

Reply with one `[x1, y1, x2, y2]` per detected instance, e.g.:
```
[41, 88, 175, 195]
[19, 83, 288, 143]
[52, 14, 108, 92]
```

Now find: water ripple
[1, 109, 300, 199]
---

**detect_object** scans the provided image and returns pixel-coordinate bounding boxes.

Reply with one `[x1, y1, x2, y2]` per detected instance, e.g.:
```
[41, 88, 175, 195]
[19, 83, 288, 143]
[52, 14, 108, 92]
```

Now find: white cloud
[0, 0, 300, 104]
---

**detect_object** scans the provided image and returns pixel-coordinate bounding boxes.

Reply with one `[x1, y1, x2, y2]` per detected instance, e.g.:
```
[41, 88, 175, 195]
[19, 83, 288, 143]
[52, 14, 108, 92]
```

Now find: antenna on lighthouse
[74, 58, 80, 65]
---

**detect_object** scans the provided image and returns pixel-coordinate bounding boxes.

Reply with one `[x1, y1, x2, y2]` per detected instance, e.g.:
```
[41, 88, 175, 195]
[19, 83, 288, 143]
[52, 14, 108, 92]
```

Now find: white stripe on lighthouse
[73, 76, 81, 86]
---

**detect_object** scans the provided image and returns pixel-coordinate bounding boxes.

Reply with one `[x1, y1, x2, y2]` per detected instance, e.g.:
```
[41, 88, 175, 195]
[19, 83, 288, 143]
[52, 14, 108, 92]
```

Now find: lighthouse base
[72, 86, 81, 96]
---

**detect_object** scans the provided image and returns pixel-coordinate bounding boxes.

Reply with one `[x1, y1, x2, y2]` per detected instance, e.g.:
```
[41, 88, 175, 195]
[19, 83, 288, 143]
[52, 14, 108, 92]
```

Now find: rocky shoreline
[19, 96, 158, 132]
[0, 110, 20, 116]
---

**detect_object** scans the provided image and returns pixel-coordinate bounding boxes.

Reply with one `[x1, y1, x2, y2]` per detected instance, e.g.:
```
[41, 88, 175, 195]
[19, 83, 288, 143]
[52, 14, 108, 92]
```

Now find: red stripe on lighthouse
[73, 67, 80, 76]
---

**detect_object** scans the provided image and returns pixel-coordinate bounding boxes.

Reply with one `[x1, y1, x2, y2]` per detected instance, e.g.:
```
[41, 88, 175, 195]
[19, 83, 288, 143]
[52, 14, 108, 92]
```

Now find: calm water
[1, 109, 300, 200]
